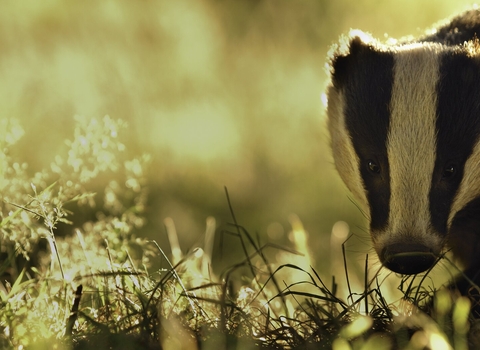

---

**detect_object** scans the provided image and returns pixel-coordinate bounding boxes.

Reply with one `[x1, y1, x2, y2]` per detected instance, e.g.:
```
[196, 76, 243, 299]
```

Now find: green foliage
[0, 115, 153, 348]
[0, 115, 475, 349]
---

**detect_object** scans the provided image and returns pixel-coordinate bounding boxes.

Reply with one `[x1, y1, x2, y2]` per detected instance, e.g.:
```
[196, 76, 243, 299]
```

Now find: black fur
[421, 9, 480, 45]
[328, 9, 480, 280]
[331, 38, 393, 231]
[431, 51, 480, 238]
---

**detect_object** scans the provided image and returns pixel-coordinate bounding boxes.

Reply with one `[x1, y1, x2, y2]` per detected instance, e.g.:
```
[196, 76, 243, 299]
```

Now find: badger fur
[327, 9, 480, 287]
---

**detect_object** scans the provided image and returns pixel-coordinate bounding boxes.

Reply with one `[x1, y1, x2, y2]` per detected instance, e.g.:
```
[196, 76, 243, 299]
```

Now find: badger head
[327, 33, 480, 275]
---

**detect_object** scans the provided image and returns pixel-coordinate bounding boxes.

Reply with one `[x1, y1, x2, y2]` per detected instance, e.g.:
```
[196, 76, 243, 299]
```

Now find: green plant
[0, 116, 473, 349]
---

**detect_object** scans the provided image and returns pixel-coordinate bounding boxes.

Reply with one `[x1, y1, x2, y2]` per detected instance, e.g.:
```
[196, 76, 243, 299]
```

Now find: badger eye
[367, 160, 381, 174]
[442, 164, 456, 179]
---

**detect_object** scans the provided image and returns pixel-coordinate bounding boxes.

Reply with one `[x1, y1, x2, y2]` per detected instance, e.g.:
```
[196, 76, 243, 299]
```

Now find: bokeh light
[3, 0, 476, 276]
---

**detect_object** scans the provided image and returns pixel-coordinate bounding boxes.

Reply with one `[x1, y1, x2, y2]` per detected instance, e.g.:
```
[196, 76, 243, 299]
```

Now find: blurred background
[3, 0, 476, 276]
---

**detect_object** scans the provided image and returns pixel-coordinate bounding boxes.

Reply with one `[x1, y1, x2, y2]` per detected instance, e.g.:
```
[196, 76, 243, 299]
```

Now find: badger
[327, 9, 480, 291]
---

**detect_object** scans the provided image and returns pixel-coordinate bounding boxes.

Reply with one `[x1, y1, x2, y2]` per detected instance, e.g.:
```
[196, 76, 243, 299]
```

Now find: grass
[0, 116, 474, 350]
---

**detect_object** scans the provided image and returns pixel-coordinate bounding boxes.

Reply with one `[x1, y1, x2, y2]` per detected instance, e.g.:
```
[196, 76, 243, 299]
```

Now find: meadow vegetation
[2, 1, 479, 349]
[0, 115, 474, 350]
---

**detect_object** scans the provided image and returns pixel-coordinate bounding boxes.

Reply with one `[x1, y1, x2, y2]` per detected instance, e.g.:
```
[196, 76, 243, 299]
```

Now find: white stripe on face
[327, 86, 370, 217]
[449, 141, 480, 228]
[375, 44, 443, 252]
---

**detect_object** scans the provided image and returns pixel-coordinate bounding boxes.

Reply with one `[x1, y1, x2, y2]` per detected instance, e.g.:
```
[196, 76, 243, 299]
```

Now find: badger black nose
[380, 244, 436, 275]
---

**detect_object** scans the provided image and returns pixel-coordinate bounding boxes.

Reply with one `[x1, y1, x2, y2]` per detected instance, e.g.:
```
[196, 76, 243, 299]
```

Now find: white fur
[449, 141, 480, 227]
[327, 87, 370, 217]
[374, 43, 444, 254]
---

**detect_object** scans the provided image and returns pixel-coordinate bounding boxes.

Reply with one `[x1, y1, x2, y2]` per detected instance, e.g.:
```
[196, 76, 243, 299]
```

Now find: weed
[0, 116, 474, 350]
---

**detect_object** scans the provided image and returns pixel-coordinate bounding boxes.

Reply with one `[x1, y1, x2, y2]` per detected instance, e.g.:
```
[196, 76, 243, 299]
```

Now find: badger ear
[329, 31, 379, 87]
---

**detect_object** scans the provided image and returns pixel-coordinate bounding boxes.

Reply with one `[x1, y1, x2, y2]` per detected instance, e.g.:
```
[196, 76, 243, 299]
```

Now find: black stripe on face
[430, 51, 480, 236]
[448, 196, 480, 270]
[332, 38, 393, 231]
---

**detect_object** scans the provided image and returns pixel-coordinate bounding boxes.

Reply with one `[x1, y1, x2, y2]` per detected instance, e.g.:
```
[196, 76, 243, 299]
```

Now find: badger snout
[380, 243, 436, 275]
